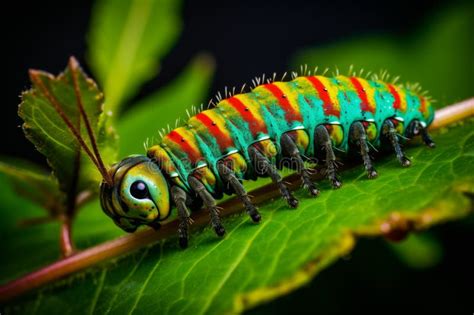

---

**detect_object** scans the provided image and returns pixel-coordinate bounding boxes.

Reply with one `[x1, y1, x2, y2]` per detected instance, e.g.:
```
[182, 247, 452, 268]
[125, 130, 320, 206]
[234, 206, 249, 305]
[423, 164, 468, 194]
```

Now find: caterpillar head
[100, 155, 170, 232]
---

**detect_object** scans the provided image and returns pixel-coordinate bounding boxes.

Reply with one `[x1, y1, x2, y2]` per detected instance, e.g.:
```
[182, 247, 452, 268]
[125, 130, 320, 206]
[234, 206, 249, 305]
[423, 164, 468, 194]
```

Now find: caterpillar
[99, 72, 436, 248]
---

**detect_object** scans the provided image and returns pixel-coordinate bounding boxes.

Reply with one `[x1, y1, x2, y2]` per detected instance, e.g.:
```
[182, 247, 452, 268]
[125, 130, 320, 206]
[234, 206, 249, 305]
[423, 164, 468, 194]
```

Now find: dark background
[3, 0, 473, 314]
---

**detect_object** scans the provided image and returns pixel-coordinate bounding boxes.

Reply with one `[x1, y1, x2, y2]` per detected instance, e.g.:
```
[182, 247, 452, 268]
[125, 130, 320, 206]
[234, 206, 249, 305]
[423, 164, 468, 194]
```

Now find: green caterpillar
[100, 71, 435, 248]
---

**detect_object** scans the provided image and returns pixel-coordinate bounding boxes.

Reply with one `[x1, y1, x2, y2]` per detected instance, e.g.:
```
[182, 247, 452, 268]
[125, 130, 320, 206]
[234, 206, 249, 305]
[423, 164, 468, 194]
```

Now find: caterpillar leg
[421, 128, 436, 148]
[314, 125, 342, 188]
[406, 120, 436, 148]
[188, 176, 226, 237]
[217, 162, 261, 222]
[382, 119, 411, 167]
[170, 185, 193, 248]
[249, 146, 299, 208]
[350, 121, 378, 179]
[280, 133, 319, 196]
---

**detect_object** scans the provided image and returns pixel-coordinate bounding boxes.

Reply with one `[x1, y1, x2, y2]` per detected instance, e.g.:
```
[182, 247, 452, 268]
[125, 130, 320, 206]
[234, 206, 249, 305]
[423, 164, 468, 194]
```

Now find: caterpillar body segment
[100, 74, 435, 248]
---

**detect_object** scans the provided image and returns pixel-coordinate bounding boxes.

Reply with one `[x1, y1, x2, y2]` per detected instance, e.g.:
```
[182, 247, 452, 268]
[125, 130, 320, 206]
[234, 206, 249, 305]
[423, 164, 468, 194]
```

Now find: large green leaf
[3, 119, 472, 314]
[18, 58, 117, 205]
[88, 0, 182, 114]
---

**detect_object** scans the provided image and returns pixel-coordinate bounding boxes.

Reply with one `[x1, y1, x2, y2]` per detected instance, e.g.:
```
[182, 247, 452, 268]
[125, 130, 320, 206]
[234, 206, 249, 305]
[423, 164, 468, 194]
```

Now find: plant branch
[429, 97, 474, 130]
[60, 91, 81, 258]
[1, 99, 473, 302]
[59, 215, 75, 258]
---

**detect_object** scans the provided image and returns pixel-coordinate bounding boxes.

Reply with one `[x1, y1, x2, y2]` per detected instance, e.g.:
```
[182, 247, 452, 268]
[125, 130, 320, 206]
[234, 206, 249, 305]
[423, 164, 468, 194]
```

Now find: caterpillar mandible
[99, 70, 436, 248]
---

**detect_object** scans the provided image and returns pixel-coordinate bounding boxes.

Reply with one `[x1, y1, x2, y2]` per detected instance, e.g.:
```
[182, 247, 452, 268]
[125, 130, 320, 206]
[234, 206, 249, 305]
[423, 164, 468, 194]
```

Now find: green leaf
[0, 158, 63, 215]
[117, 54, 215, 156]
[88, 0, 182, 114]
[291, 5, 474, 107]
[18, 58, 117, 205]
[4, 120, 473, 314]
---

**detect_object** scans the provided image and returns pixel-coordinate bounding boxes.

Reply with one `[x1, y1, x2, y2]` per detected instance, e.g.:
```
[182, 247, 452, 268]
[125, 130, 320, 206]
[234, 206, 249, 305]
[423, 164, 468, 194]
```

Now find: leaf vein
[89, 268, 107, 315]
[105, 247, 150, 315]
[198, 212, 276, 315]
[128, 241, 164, 315]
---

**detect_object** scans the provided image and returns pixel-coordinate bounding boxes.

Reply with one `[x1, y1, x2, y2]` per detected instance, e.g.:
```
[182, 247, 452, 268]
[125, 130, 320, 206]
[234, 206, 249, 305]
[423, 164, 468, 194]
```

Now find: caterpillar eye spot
[130, 180, 149, 199]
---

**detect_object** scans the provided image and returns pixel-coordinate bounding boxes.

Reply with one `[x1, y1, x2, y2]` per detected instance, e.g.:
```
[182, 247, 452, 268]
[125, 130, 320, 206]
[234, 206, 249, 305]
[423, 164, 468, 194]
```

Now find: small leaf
[118, 53, 215, 156]
[0, 158, 64, 215]
[18, 58, 117, 206]
[88, 0, 182, 114]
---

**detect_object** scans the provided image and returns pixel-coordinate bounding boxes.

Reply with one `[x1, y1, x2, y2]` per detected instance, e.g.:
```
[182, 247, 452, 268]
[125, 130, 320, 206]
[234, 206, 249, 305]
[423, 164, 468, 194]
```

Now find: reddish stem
[429, 97, 474, 130]
[59, 216, 75, 258]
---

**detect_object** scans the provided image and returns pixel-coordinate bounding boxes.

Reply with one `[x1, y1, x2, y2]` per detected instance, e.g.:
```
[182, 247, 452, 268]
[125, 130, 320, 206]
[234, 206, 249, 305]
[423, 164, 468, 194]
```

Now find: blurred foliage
[88, 0, 183, 114]
[0, 158, 62, 216]
[118, 54, 215, 156]
[292, 5, 473, 107]
[388, 233, 444, 269]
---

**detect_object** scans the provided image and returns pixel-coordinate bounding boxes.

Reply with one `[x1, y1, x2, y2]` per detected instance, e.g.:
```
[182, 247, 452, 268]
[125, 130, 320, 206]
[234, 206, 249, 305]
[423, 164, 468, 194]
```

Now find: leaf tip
[28, 69, 54, 86]
[28, 69, 41, 81]
[68, 56, 80, 71]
